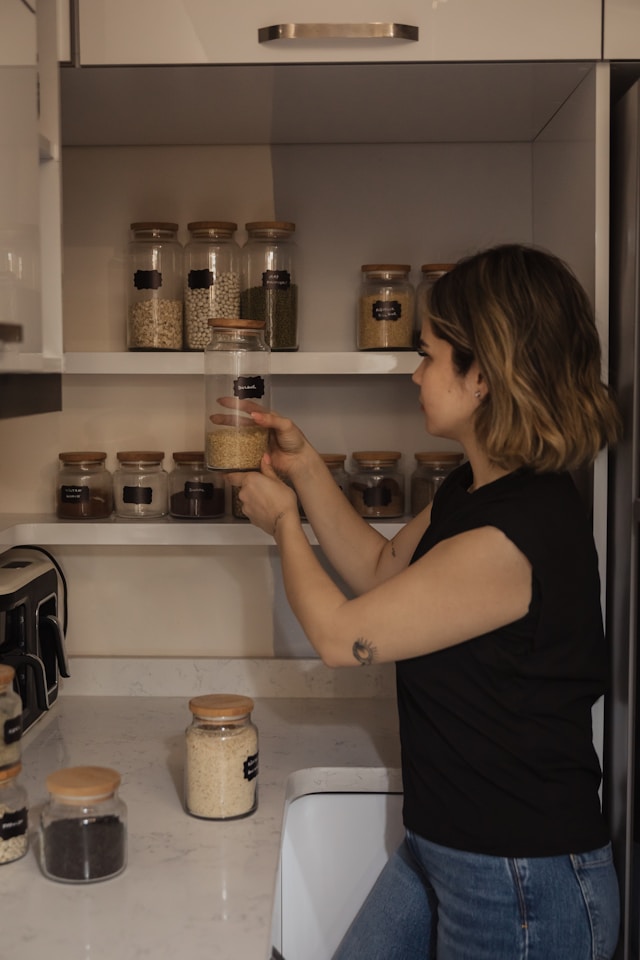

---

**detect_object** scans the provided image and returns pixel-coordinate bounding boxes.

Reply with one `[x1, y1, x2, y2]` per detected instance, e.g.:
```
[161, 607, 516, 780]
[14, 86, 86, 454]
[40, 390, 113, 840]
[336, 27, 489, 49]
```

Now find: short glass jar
[127, 222, 183, 351]
[0, 762, 28, 865]
[56, 451, 113, 520]
[240, 221, 298, 351]
[349, 451, 405, 518]
[168, 451, 225, 519]
[114, 451, 168, 518]
[357, 264, 415, 350]
[410, 451, 464, 516]
[39, 766, 127, 883]
[185, 694, 258, 820]
[415, 263, 456, 327]
[184, 221, 241, 351]
[0, 665, 22, 770]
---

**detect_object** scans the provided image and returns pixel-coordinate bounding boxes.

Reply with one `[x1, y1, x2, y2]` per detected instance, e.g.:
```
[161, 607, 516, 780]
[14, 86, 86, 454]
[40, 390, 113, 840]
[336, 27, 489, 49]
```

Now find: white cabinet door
[604, 0, 640, 59]
[77, 0, 602, 65]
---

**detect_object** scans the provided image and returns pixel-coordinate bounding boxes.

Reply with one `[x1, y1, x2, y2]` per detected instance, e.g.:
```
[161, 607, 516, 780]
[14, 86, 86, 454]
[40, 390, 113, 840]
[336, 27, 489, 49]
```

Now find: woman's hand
[227, 454, 300, 537]
[212, 400, 316, 481]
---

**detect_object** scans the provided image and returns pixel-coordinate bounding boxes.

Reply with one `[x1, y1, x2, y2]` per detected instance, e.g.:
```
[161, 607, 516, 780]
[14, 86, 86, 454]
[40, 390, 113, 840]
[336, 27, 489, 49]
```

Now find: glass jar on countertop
[56, 452, 113, 520]
[185, 694, 258, 820]
[410, 451, 464, 516]
[127, 222, 183, 352]
[0, 762, 28, 865]
[39, 766, 127, 883]
[184, 221, 241, 351]
[349, 451, 405, 519]
[241, 221, 298, 351]
[168, 451, 225, 519]
[0, 666, 22, 770]
[358, 264, 415, 350]
[114, 451, 168, 518]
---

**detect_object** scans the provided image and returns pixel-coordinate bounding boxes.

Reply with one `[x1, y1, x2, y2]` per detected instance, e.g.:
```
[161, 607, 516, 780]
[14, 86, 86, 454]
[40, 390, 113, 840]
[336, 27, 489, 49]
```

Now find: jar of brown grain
[357, 265, 415, 350]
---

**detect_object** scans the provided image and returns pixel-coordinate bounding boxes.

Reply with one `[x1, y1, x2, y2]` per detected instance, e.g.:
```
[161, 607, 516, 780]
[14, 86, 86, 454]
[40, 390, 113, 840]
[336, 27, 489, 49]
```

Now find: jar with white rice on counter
[185, 694, 258, 820]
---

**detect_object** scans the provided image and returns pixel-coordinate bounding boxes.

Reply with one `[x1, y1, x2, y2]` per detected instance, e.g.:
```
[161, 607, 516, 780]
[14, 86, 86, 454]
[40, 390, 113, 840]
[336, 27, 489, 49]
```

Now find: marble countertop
[0, 694, 401, 960]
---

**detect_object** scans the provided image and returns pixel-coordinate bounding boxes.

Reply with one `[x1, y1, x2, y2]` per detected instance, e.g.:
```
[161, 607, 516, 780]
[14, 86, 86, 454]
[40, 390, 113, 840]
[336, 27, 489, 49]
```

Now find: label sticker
[233, 376, 265, 400]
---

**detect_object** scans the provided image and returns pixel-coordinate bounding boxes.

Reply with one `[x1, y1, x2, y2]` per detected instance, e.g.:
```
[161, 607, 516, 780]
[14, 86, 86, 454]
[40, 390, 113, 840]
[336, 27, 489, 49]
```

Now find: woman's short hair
[426, 244, 621, 472]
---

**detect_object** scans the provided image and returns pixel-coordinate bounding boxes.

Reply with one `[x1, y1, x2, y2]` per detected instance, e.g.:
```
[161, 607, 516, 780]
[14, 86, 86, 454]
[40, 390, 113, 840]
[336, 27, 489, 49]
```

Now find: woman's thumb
[260, 452, 278, 479]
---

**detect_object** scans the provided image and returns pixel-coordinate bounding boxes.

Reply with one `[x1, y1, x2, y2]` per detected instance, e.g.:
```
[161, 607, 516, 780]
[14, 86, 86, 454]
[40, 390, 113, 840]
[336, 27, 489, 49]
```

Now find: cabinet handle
[258, 22, 419, 43]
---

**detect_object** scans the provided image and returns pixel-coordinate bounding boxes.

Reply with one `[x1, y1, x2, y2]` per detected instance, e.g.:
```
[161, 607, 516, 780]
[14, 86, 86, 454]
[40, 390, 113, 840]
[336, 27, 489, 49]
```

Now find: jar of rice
[184, 694, 258, 820]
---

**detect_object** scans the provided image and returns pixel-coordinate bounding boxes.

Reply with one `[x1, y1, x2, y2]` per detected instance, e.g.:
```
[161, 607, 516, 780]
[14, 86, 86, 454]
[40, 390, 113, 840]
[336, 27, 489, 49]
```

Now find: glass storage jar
[240, 221, 298, 351]
[127, 221, 183, 351]
[415, 263, 456, 325]
[349, 451, 405, 518]
[114, 451, 168, 518]
[39, 766, 127, 883]
[410, 451, 464, 516]
[56, 451, 113, 520]
[358, 264, 415, 350]
[0, 762, 28, 865]
[168, 451, 225, 519]
[184, 221, 241, 351]
[0, 665, 22, 770]
[204, 318, 271, 472]
[185, 694, 258, 820]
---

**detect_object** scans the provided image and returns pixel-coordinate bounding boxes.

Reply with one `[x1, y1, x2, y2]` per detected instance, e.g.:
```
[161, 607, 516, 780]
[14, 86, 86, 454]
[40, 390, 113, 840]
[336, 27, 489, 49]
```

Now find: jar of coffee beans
[168, 451, 225, 519]
[410, 451, 463, 516]
[184, 222, 241, 351]
[56, 452, 113, 520]
[39, 766, 127, 883]
[114, 451, 168, 518]
[240, 221, 298, 351]
[127, 222, 183, 351]
[0, 762, 28, 865]
[350, 451, 405, 518]
[204, 318, 271, 472]
[358, 264, 415, 350]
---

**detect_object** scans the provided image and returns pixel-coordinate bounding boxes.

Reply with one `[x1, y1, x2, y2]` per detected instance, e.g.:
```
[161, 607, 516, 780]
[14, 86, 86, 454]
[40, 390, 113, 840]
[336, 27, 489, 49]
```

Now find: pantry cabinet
[76, 0, 602, 65]
[604, 0, 640, 59]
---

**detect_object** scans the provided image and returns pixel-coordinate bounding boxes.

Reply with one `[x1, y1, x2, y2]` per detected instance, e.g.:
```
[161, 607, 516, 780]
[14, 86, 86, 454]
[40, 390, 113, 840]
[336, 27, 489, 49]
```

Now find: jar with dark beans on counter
[358, 265, 415, 350]
[410, 451, 464, 516]
[113, 451, 168, 518]
[0, 762, 28, 865]
[56, 452, 113, 519]
[168, 452, 225, 519]
[39, 766, 127, 883]
[240, 221, 298, 351]
[0, 665, 22, 770]
[127, 222, 183, 351]
[349, 451, 405, 518]
[184, 221, 241, 351]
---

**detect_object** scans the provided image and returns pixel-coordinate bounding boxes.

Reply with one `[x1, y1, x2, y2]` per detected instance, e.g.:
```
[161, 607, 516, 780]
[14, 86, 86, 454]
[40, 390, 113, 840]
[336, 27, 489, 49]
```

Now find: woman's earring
[474, 390, 481, 399]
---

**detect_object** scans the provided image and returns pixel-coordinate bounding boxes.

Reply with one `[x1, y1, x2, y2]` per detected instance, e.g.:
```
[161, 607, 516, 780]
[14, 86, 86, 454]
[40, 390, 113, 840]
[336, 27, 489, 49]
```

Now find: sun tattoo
[352, 638, 377, 665]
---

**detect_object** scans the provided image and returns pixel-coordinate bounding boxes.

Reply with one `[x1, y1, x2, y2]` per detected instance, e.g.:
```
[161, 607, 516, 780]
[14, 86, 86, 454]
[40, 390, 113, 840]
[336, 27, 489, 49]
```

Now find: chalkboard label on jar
[233, 375, 265, 399]
[4, 716, 22, 745]
[122, 485, 153, 505]
[60, 484, 91, 504]
[363, 486, 393, 508]
[262, 269, 290, 290]
[133, 269, 162, 291]
[0, 807, 27, 841]
[243, 752, 259, 781]
[372, 300, 402, 322]
[188, 268, 214, 290]
[185, 481, 213, 500]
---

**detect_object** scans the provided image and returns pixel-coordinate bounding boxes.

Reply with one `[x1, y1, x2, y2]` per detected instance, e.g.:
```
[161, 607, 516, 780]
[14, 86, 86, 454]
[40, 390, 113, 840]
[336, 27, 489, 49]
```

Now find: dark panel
[0, 373, 62, 419]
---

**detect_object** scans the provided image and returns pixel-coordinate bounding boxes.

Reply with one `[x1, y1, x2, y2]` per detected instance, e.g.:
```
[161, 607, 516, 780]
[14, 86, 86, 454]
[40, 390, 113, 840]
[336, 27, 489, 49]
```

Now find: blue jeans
[332, 831, 620, 960]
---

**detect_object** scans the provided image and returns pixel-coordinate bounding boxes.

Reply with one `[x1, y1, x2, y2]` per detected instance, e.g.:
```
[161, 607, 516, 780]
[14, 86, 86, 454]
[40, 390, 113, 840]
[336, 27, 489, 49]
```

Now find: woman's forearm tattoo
[353, 638, 377, 665]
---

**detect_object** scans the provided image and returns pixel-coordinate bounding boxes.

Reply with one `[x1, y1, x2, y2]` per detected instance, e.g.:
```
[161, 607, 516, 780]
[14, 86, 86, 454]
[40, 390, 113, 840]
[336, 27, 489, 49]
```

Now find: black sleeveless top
[396, 463, 610, 856]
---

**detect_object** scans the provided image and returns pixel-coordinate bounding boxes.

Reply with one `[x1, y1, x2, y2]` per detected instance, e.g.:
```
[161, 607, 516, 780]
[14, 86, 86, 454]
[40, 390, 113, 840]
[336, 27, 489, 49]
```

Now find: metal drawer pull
[258, 22, 419, 43]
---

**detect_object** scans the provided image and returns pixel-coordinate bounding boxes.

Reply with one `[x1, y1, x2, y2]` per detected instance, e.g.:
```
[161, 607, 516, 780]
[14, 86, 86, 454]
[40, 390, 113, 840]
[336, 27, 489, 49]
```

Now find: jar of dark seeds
[184, 221, 241, 351]
[240, 221, 298, 351]
[114, 451, 168, 518]
[410, 451, 464, 516]
[204, 318, 271, 472]
[0, 762, 28, 865]
[56, 451, 113, 519]
[358, 264, 415, 350]
[39, 766, 127, 883]
[349, 451, 405, 518]
[0, 666, 22, 770]
[127, 222, 183, 351]
[168, 451, 225, 519]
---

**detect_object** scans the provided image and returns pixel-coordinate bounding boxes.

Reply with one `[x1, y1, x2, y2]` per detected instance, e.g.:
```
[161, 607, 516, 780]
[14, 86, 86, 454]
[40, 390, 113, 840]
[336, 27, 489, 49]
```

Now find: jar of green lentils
[240, 221, 298, 351]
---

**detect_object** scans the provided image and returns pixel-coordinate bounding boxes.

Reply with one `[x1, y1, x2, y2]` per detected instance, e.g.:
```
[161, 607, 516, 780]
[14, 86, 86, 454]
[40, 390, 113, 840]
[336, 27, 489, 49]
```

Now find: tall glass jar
[349, 451, 405, 518]
[185, 694, 258, 820]
[127, 222, 183, 351]
[240, 221, 298, 351]
[113, 451, 168, 518]
[39, 766, 127, 883]
[168, 451, 226, 519]
[0, 762, 28, 865]
[56, 452, 113, 520]
[358, 264, 415, 350]
[0, 665, 22, 770]
[184, 221, 241, 351]
[204, 318, 271, 472]
[410, 451, 464, 516]
[415, 263, 456, 328]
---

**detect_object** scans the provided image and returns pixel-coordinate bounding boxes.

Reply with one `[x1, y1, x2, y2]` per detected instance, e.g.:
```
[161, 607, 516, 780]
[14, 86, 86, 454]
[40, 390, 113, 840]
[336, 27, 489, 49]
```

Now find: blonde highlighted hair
[427, 244, 621, 472]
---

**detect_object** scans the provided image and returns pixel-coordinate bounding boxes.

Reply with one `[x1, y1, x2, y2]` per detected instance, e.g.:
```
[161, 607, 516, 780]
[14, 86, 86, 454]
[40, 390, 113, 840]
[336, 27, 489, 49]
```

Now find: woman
[227, 244, 622, 959]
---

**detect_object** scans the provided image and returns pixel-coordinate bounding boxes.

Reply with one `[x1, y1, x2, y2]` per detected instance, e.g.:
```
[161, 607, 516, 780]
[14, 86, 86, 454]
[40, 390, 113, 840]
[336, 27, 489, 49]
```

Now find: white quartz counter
[0, 694, 401, 960]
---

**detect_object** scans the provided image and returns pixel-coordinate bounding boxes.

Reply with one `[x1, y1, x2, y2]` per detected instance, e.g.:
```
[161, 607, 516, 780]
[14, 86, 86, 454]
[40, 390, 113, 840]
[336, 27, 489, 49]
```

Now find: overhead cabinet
[604, 0, 640, 60]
